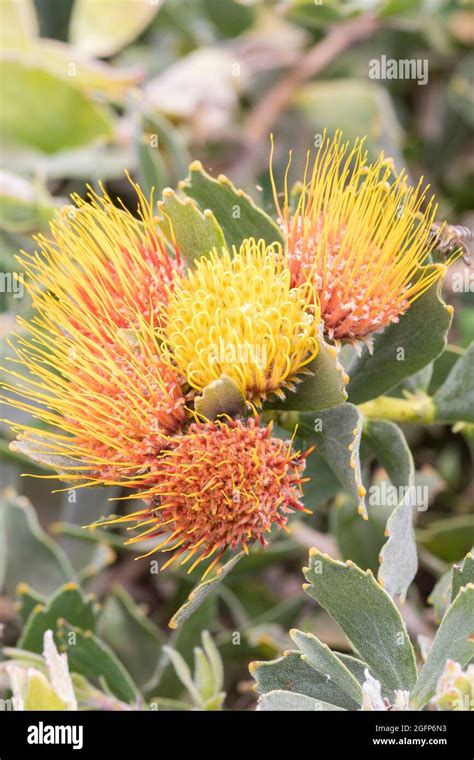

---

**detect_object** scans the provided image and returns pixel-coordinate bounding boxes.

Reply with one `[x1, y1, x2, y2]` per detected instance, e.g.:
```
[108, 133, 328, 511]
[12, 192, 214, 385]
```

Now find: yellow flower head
[272, 131, 451, 341]
[1, 183, 186, 483]
[163, 238, 319, 406]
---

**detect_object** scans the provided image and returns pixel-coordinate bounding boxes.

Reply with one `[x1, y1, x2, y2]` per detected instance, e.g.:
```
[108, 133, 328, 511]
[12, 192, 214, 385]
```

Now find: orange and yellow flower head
[104, 417, 310, 577]
[26, 180, 185, 337]
[274, 132, 447, 341]
[1, 182, 186, 483]
[163, 238, 319, 406]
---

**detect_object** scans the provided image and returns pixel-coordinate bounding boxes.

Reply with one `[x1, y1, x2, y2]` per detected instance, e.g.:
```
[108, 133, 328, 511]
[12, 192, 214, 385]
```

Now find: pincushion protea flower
[162, 238, 319, 406]
[22, 179, 185, 337]
[273, 131, 451, 341]
[1, 183, 186, 483]
[97, 418, 311, 577]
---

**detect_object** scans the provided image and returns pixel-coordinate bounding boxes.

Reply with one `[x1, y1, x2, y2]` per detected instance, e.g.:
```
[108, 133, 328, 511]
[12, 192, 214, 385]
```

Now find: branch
[243, 12, 381, 143]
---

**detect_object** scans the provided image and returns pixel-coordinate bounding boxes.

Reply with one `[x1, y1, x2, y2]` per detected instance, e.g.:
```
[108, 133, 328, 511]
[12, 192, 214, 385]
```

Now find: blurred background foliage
[0, 0, 473, 710]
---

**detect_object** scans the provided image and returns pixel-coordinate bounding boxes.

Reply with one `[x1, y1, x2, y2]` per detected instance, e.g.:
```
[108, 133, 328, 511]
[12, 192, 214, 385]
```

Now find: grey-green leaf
[451, 549, 474, 602]
[193, 647, 215, 703]
[267, 337, 348, 412]
[201, 630, 224, 693]
[56, 621, 141, 704]
[363, 420, 414, 489]
[162, 645, 202, 708]
[257, 689, 346, 711]
[331, 496, 390, 574]
[399, 364, 433, 393]
[249, 651, 357, 709]
[18, 582, 97, 653]
[428, 571, 452, 623]
[9, 437, 90, 476]
[363, 419, 418, 599]
[169, 552, 244, 629]
[303, 549, 418, 692]
[298, 403, 367, 519]
[290, 629, 362, 707]
[378, 492, 418, 602]
[410, 584, 474, 708]
[16, 584, 46, 626]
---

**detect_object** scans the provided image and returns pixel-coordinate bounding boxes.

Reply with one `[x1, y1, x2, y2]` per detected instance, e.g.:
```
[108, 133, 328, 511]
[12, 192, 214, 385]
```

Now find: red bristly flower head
[100, 418, 312, 577]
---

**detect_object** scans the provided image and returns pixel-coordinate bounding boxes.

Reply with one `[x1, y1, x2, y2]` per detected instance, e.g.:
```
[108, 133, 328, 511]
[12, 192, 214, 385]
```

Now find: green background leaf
[433, 342, 474, 423]
[0, 490, 75, 596]
[56, 620, 141, 704]
[0, 60, 113, 154]
[18, 582, 97, 653]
